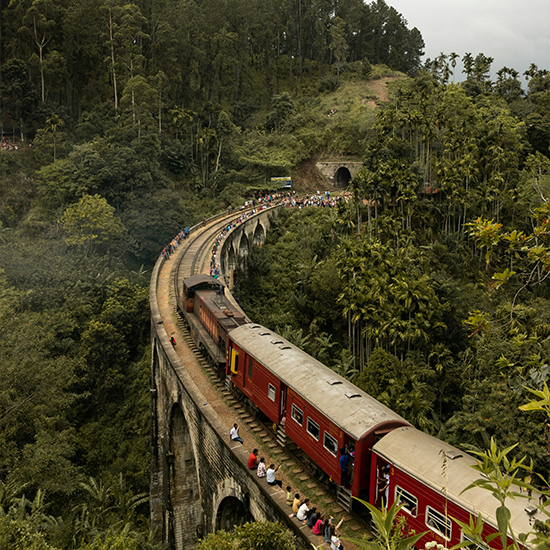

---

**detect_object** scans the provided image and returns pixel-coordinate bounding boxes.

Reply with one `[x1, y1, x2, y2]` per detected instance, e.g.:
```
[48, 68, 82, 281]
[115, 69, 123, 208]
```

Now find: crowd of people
[162, 226, 189, 261]
[291, 494, 346, 549]
[280, 190, 346, 209]
[161, 190, 349, 277]
[245, 444, 346, 550]
[206, 191, 348, 277]
[1, 137, 19, 151]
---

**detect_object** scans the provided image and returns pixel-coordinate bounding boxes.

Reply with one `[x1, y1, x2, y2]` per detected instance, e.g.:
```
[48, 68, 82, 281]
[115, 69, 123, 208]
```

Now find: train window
[248, 358, 253, 379]
[306, 418, 320, 441]
[425, 506, 451, 540]
[291, 404, 303, 427]
[268, 383, 276, 401]
[323, 432, 338, 456]
[394, 486, 418, 517]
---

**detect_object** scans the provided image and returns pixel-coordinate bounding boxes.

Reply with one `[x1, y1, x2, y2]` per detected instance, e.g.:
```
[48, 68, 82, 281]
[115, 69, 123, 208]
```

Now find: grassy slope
[291, 72, 407, 192]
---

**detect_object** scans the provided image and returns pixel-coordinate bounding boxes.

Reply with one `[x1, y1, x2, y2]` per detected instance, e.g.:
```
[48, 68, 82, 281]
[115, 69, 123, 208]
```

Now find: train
[178, 274, 538, 549]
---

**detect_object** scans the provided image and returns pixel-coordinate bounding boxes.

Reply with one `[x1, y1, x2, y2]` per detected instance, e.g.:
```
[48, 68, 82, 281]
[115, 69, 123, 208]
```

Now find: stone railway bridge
[150, 192, 361, 549]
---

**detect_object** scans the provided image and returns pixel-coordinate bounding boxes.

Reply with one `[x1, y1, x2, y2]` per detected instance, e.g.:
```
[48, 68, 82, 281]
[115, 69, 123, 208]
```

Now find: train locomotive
[180, 275, 538, 549]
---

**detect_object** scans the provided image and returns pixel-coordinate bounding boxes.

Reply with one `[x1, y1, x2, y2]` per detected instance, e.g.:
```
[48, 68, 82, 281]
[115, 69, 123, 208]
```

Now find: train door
[347, 437, 356, 490]
[370, 456, 390, 508]
[230, 348, 239, 379]
[279, 384, 287, 426]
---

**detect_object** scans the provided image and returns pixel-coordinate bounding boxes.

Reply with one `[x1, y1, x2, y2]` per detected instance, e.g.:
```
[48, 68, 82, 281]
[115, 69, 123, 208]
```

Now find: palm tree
[462, 53, 474, 79]
[341, 498, 427, 550]
[449, 52, 459, 82]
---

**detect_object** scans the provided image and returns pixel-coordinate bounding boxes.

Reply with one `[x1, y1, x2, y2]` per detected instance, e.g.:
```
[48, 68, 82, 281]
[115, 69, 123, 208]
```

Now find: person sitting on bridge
[229, 423, 243, 444]
[292, 493, 301, 514]
[306, 507, 318, 528]
[248, 449, 258, 470]
[286, 486, 293, 506]
[312, 512, 324, 535]
[330, 519, 345, 550]
[257, 458, 266, 478]
[266, 463, 282, 488]
[296, 499, 310, 522]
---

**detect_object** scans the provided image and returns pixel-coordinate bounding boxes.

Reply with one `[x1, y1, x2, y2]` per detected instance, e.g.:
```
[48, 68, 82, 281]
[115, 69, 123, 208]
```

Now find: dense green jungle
[0, 0, 550, 547]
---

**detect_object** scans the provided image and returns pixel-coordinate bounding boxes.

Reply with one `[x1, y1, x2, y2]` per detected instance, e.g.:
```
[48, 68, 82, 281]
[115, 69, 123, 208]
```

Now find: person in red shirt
[248, 449, 258, 470]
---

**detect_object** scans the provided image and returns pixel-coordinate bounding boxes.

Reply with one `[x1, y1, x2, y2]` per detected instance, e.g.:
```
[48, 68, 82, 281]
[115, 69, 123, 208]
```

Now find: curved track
[155, 204, 365, 546]
[172, 207, 266, 314]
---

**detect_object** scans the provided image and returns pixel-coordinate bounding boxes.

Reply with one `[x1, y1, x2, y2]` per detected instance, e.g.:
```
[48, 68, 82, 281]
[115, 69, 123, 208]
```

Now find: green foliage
[32, 114, 70, 164]
[519, 382, 550, 416]
[59, 194, 124, 253]
[198, 521, 295, 550]
[0, 516, 60, 550]
[343, 498, 427, 550]
[0, 293, 81, 494]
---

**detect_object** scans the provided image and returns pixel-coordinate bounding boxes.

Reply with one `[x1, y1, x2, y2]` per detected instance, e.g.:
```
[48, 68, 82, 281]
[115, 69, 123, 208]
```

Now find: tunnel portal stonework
[315, 161, 362, 187]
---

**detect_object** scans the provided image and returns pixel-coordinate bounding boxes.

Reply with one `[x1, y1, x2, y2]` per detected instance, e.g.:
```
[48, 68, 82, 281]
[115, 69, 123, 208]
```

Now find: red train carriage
[226, 323, 410, 500]
[182, 275, 248, 373]
[371, 427, 537, 549]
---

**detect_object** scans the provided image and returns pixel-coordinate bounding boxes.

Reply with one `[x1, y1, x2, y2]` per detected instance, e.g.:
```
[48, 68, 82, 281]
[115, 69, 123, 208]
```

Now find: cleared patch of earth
[366, 76, 404, 108]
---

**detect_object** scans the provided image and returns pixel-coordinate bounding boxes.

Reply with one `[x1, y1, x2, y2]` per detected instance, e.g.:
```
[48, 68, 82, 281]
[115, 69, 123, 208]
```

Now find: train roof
[373, 427, 538, 542]
[228, 324, 409, 440]
[184, 274, 225, 290]
[197, 289, 247, 329]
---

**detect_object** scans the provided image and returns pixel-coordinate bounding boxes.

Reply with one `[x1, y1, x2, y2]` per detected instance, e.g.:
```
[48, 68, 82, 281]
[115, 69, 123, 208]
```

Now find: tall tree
[20, 0, 60, 103]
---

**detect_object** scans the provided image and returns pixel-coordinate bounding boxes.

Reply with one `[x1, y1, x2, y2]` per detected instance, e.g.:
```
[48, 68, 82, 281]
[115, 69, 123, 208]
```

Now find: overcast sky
[388, 0, 550, 78]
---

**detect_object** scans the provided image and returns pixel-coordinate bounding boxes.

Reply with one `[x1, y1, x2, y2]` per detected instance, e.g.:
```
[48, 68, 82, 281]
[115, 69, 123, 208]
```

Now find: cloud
[388, 0, 550, 74]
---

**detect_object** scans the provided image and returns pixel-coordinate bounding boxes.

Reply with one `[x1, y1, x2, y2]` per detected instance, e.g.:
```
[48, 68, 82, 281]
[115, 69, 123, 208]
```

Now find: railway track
[175, 212, 237, 278]
[166, 205, 365, 527]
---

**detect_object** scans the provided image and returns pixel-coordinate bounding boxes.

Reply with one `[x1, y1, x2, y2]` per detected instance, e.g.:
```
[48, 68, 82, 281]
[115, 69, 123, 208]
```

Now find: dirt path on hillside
[366, 76, 403, 108]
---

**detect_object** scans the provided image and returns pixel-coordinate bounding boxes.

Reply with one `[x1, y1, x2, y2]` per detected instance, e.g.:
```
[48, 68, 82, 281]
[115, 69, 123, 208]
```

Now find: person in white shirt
[266, 463, 282, 487]
[296, 499, 310, 521]
[229, 423, 243, 444]
[257, 458, 267, 478]
[330, 518, 345, 550]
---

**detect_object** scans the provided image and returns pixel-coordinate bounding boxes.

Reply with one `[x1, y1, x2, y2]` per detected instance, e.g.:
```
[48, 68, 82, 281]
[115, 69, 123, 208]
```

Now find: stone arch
[253, 223, 265, 246]
[239, 234, 249, 257]
[216, 496, 253, 532]
[168, 404, 202, 550]
[335, 166, 352, 187]
[227, 245, 236, 270]
[211, 479, 255, 533]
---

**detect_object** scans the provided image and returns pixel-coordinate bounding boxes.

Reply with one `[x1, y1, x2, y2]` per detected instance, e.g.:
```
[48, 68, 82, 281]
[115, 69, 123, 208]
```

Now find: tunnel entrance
[335, 166, 352, 187]
[216, 496, 253, 532]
